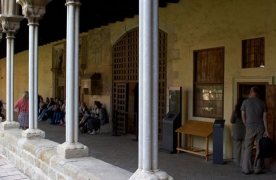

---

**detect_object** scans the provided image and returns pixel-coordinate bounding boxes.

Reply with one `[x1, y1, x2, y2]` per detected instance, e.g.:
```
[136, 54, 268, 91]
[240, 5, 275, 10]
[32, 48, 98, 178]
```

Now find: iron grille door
[112, 27, 167, 135]
[113, 83, 128, 135]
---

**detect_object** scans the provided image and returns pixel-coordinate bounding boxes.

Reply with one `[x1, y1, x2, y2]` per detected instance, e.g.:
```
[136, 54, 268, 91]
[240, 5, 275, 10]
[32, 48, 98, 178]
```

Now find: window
[242, 37, 264, 68]
[91, 73, 102, 95]
[193, 47, 224, 118]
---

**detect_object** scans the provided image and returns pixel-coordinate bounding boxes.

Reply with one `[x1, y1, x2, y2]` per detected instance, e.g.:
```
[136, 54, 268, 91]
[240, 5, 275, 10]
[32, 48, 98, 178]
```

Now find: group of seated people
[79, 101, 109, 135]
[38, 96, 109, 135]
[2, 95, 109, 135]
[38, 97, 65, 126]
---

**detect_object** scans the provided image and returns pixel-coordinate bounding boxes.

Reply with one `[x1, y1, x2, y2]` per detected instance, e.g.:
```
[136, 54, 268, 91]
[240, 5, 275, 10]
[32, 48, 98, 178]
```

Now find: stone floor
[34, 121, 276, 180]
[0, 155, 29, 180]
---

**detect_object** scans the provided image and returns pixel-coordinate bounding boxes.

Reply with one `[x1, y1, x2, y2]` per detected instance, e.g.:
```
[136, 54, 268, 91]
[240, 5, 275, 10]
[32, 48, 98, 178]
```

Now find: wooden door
[113, 83, 128, 135]
[266, 85, 276, 148]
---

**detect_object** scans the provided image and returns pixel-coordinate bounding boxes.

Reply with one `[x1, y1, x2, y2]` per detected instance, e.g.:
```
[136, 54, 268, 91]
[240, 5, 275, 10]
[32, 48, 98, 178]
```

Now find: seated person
[46, 98, 56, 121]
[38, 100, 47, 121]
[87, 115, 101, 135]
[79, 102, 89, 120]
[50, 100, 64, 125]
[87, 101, 109, 135]
[59, 100, 66, 126]
[100, 105, 109, 125]
[38, 97, 55, 121]
[79, 103, 91, 133]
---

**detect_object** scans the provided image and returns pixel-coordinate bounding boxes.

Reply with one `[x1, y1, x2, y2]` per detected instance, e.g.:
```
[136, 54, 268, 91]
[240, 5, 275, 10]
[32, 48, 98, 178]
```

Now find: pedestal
[57, 142, 89, 159]
[130, 169, 173, 180]
[22, 128, 45, 138]
[0, 121, 20, 130]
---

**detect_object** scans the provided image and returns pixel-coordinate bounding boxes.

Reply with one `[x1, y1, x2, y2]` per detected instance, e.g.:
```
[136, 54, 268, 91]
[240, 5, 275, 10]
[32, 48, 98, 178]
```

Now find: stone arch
[112, 27, 167, 135]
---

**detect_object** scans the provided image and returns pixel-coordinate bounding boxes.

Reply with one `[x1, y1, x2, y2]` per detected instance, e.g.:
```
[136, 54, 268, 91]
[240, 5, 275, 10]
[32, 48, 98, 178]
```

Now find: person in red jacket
[14, 91, 29, 130]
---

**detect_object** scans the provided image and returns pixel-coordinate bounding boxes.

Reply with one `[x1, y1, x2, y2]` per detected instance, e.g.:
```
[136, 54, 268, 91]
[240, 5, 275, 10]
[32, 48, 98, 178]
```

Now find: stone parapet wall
[0, 128, 131, 180]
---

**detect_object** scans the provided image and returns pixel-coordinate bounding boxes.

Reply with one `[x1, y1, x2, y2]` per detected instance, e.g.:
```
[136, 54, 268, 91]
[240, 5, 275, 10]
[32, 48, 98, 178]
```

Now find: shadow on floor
[37, 120, 276, 180]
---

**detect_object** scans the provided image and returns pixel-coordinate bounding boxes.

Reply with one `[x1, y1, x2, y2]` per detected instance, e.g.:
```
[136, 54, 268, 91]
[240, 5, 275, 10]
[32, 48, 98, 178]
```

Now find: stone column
[0, 0, 22, 130]
[57, 0, 88, 159]
[130, 0, 173, 179]
[16, 0, 50, 138]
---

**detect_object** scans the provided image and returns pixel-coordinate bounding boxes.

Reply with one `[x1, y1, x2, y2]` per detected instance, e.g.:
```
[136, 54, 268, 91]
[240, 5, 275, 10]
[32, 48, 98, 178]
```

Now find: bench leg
[177, 132, 180, 154]
[206, 137, 209, 161]
[187, 135, 190, 149]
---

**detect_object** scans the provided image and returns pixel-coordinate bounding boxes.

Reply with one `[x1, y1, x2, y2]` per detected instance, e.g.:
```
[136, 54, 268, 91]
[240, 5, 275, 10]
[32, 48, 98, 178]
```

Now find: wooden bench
[176, 120, 214, 161]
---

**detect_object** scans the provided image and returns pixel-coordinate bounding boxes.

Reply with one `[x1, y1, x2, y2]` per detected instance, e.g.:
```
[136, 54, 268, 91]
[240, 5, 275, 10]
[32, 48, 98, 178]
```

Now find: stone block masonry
[0, 128, 132, 180]
[0, 154, 29, 180]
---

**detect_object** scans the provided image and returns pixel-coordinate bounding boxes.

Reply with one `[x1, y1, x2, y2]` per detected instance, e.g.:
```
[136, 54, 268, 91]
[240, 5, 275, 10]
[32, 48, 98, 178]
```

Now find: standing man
[241, 86, 269, 174]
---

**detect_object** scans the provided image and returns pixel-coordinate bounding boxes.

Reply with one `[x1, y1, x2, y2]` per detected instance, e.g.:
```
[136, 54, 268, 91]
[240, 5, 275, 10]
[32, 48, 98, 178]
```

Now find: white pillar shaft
[6, 35, 11, 122]
[10, 36, 14, 122]
[139, 0, 159, 171]
[152, 0, 159, 170]
[65, 4, 76, 144]
[34, 25, 38, 129]
[6, 34, 15, 122]
[132, 1, 171, 178]
[57, 2, 88, 158]
[74, 5, 80, 143]
[142, 0, 153, 171]
[28, 24, 35, 129]
[138, 0, 144, 169]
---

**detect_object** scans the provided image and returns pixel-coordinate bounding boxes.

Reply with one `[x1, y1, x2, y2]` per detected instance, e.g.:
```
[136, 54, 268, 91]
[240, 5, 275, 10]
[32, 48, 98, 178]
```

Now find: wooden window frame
[193, 47, 224, 118]
[242, 37, 265, 68]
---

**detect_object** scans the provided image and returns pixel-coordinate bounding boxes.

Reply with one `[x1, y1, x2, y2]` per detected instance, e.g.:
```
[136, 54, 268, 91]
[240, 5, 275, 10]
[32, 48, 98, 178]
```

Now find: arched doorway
[112, 27, 167, 135]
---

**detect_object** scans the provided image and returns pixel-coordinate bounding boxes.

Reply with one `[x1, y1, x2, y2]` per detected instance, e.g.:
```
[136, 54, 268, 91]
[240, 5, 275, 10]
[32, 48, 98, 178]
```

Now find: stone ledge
[52, 156, 133, 180]
[22, 129, 45, 138]
[57, 142, 89, 159]
[0, 128, 132, 180]
[130, 169, 173, 180]
[0, 121, 20, 130]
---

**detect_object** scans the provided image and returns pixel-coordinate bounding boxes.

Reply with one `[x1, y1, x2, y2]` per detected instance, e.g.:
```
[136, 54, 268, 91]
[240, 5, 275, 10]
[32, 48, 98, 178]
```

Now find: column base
[22, 129, 45, 138]
[57, 142, 89, 159]
[130, 169, 174, 180]
[0, 121, 20, 130]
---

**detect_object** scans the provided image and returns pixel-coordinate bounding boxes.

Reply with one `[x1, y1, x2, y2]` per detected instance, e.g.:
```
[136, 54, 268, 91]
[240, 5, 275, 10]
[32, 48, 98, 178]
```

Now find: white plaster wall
[0, 43, 53, 102]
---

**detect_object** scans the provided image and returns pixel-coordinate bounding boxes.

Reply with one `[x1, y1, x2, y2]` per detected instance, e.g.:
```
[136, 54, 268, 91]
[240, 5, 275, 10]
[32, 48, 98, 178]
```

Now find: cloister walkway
[0, 155, 29, 180]
[33, 120, 276, 180]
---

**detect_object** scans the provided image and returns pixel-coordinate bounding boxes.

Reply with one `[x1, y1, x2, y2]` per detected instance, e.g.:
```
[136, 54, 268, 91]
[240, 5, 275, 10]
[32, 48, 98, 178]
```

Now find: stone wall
[0, 43, 53, 102]
[0, 129, 131, 180]
[86, 0, 276, 157]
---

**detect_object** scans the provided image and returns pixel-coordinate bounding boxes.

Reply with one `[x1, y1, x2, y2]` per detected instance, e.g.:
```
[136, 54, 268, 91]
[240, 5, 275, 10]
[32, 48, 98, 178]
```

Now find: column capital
[16, 0, 51, 24]
[66, 0, 81, 6]
[0, 15, 23, 34]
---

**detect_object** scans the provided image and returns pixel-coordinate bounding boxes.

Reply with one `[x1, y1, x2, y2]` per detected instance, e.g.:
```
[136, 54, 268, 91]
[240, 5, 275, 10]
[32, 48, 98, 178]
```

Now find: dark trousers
[242, 126, 264, 173]
[87, 117, 100, 131]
